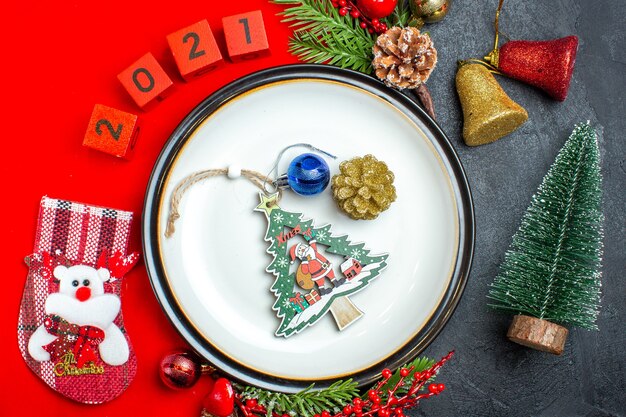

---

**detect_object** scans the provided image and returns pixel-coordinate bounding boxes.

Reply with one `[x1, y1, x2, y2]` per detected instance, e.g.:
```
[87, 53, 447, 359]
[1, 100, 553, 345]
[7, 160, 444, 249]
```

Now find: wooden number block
[222, 10, 270, 62]
[167, 20, 224, 81]
[83, 104, 140, 159]
[117, 53, 174, 109]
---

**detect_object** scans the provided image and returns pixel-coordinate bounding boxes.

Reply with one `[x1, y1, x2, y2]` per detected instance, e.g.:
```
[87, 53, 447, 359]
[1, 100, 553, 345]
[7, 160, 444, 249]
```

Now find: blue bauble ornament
[286, 153, 330, 196]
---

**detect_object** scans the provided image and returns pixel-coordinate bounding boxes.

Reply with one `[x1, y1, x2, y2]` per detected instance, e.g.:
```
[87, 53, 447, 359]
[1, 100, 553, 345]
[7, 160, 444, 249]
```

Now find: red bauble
[159, 352, 202, 389]
[202, 378, 235, 417]
[356, 0, 398, 19]
[497, 35, 578, 101]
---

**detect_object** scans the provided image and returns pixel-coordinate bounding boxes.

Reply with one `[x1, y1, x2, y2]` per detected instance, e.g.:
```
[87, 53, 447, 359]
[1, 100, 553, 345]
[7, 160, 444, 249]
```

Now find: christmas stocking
[18, 197, 140, 404]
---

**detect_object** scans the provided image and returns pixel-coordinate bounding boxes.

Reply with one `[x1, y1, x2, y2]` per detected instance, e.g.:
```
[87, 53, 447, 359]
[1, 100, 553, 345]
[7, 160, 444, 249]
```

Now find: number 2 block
[117, 53, 174, 109]
[167, 20, 224, 81]
[82, 104, 140, 159]
[223, 11, 270, 62]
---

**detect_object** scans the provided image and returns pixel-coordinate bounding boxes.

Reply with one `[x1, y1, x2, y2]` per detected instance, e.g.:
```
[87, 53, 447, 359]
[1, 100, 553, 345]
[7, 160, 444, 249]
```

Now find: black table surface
[411, 1, 625, 416]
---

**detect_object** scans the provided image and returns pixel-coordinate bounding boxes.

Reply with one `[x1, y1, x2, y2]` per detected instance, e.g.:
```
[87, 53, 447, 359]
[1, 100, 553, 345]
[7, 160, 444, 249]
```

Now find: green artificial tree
[488, 122, 604, 355]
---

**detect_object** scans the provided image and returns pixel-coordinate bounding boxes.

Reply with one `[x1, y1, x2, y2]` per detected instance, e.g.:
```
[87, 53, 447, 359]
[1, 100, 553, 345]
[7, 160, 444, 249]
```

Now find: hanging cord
[165, 168, 280, 238]
[457, 58, 502, 75]
[484, 0, 505, 66]
[166, 144, 334, 238]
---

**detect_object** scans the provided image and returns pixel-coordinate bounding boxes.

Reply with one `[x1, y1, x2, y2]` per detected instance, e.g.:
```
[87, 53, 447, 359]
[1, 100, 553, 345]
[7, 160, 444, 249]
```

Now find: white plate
[143, 65, 474, 392]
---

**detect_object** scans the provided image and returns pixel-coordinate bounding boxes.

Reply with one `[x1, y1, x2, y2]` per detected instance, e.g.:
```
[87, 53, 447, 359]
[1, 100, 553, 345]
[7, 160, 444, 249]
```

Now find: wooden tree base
[507, 315, 568, 355]
[329, 296, 363, 331]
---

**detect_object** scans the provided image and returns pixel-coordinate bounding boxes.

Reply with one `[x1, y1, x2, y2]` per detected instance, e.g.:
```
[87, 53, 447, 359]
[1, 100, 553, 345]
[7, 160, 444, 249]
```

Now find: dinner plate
[143, 64, 474, 392]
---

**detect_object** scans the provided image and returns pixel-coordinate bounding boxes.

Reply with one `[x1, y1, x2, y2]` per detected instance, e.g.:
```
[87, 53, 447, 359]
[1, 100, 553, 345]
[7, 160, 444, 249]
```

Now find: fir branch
[378, 356, 436, 395]
[488, 122, 604, 329]
[234, 353, 452, 417]
[290, 29, 373, 73]
[236, 379, 359, 417]
[235, 358, 437, 417]
[386, 0, 413, 27]
[272, 0, 376, 72]
[274, 0, 374, 42]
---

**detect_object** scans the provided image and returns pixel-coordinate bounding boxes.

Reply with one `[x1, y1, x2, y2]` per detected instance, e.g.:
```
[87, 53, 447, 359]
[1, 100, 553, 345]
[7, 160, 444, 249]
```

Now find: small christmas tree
[255, 193, 388, 337]
[488, 122, 603, 354]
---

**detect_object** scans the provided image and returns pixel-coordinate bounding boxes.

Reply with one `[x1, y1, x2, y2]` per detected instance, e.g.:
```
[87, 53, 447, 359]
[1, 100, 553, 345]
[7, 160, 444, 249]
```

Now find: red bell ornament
[483, 0, 578, 101]
[490, 36, 579, 101]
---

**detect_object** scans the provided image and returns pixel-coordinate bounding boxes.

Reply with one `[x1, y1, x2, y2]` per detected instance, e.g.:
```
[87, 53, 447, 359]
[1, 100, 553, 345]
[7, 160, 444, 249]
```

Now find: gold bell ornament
[456, 62, 528, 146]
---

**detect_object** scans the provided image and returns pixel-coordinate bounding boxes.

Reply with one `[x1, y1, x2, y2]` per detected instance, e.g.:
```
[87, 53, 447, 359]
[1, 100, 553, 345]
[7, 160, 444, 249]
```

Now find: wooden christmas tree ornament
[507, 315, 568, 355]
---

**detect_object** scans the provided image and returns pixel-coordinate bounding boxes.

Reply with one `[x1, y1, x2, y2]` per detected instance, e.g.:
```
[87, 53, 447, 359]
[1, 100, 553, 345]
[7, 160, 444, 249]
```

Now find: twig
[413, 84, 436, 121]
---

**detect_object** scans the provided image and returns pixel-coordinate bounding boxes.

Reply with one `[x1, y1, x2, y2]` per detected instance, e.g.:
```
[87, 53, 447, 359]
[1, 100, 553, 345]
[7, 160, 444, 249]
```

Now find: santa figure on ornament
[290, 239, 345, 295]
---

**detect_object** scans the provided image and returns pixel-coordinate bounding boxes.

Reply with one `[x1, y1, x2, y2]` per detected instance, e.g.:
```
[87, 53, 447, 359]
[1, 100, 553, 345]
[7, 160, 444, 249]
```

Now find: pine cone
[332, 155, 396, 220]
[372, 26, 437, 90]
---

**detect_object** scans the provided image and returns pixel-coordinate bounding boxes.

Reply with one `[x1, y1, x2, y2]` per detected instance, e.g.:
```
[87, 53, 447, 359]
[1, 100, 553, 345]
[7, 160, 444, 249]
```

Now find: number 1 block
[82, 104, 140, 159]
[167, 20, 224, 81]
[223, 10, 270, 62]
[117, 53, 174, 109]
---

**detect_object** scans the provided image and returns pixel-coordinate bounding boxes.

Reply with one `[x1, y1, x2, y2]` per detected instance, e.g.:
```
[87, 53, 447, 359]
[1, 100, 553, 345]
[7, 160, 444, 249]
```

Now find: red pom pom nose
[75, 287, 91, 302]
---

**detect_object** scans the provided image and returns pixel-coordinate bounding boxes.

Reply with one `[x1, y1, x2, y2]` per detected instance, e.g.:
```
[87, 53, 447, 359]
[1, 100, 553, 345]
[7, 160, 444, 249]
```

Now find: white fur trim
[28, 325, 56, 362]
[45, 293, 121, 328]
[53, 265, 68, 280]
[99, 324, 129, 366]
[97, 267, 111, 282]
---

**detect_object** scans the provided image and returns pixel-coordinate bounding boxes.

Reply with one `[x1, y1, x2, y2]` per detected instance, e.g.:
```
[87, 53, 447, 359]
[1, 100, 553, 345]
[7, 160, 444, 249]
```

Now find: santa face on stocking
[290, 240, 345, 295]
[28, 264, 129, 367]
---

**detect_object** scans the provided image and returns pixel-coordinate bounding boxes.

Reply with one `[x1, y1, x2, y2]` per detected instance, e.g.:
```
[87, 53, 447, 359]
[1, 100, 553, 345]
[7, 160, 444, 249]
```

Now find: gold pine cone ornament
[332, 155, 397, 220]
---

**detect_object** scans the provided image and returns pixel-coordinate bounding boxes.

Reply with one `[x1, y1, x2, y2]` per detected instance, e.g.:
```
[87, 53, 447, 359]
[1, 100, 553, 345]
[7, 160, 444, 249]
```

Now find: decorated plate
[143, 64, 474, 392]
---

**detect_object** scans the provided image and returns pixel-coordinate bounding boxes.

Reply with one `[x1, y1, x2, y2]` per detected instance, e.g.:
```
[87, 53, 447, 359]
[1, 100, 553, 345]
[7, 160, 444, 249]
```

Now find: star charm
[254, 192, 281, 217]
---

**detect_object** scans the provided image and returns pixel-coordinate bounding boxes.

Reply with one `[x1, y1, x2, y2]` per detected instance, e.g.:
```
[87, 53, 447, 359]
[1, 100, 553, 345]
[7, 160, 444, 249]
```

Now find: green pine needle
[386, 0, 413, 27]
[236, 379, 359, 417]
[272, 0, 376, 73]
[235, 355, 438, 417]
[378, 356, 436, 395]
[488, 122, 604, 329]
[290, 29, 374, 73]
[271, 1, 421, 73]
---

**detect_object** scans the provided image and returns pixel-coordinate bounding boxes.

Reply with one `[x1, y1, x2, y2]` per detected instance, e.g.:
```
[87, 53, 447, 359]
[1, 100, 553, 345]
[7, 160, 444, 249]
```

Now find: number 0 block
[167, 20, 224, 81]
[117, 53, 174, 109]
[82, 104, 140, 159]
[223, 10, 270, 62]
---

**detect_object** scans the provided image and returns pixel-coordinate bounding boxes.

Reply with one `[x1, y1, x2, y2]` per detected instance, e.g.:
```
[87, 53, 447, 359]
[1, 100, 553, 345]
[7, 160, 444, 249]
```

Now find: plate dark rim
[142, 63, 475, 393]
